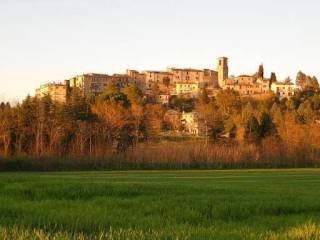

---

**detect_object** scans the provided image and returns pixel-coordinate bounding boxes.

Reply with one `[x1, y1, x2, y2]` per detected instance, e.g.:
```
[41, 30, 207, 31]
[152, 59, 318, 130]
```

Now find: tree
[311, 94, 320, 110]
[123, 84, 143, 106]
[244, 116, 261, 143]
[93, 97, 134, 152]
[215, 89, 241, 115]
[270, 72, 277, 83]
[259, 112, 277, 138]
[296, 71, 307, 88]
[0, 104, 13, 156]
[296, 72, 318, 90]
[297, 100, 314, 124]
[270, 103, 283, 127]
[269, 72, 277, 88]
[198, 88, 210, 105]
[242, 102, 255, 124]
[123, 84, 146, 143]
[170, 96, 195, 113]
[286, 98, 297, 111]
[257, 64, 264, 79]
[144, 104, 164, 138]
[310, 76, 319, 90]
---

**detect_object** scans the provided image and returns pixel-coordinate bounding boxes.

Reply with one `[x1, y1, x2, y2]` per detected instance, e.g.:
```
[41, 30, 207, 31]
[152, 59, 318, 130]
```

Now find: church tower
[217, 57, 229, 88]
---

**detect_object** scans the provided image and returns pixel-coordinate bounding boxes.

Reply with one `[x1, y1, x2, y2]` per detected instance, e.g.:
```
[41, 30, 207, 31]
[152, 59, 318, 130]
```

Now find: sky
[0, 0, 319, 102]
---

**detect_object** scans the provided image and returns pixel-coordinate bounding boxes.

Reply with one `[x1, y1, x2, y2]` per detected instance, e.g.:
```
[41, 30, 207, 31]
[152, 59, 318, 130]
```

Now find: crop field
[0, 169, 320, 239]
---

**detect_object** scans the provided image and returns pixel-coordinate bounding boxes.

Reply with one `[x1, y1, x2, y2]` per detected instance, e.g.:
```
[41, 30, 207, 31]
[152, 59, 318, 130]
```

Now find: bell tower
[217, 57, 228, 88]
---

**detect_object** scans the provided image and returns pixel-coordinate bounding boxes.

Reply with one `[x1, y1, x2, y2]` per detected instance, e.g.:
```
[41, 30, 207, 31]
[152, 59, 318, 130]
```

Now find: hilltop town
[34, 57, 298, 136]
[36, 57, 296, 104]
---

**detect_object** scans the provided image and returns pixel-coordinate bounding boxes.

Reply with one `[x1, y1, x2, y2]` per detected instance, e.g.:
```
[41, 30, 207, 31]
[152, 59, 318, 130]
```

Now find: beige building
[176, 82, 200, 98]
[168, 68, 218, 88]
[224, 74, 270, 97]
[111, 73, 143, 89]
[67, 72, 145, 96]
[271, 82, 295, 98]
[36, 82, 67, 103]
[68, 73, 112, 96]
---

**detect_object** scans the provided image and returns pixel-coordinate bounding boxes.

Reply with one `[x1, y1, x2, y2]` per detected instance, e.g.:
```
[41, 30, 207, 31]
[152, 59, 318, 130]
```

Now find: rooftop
[273, 81, 294, 86]
[169, 68, 204, 72]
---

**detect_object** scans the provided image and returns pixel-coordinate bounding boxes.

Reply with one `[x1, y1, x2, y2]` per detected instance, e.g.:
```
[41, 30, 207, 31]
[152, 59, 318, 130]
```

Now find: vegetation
[1, 78, 320, 170]
[0, 170, 320, 239]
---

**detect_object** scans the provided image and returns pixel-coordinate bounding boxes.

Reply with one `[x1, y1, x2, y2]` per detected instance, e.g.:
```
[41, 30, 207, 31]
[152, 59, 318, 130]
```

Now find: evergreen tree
[260, 112, 277, 138]
[242, 102, 255, 124]
[296, 71, 307, 89]
[244, 116, 261, 143]
[297, 100, 314, 124]
[198, 88, 210, 105]
[270, 103, 283, 127]
[311, 76, 319, 90]
[257, 64, 264, 79]
[270, 72, 277, 83]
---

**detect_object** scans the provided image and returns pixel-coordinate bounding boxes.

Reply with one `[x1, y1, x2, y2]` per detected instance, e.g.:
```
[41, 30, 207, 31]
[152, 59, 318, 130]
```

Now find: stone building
[168, 68, 218, 88]
[144, 71, 174, 93]
[176, 82, 200, 98]
[111, 73, 144, 89]
[217, 57, 229, 88]
[67, 72, 146, 96]
[68, 73, 111, 96]
[36, 82, 67, 103]
[126, 70, 146, 91]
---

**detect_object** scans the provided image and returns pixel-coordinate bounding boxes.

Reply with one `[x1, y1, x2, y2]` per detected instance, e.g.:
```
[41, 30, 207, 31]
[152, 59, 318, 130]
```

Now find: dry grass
[1, 139, 320, 171]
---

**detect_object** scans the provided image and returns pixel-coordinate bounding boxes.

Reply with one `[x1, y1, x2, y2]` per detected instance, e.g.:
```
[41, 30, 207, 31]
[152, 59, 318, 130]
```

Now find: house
[271, 82, 295, 98]
[224, 75, 270, 97]
[181, 112, 207, 136]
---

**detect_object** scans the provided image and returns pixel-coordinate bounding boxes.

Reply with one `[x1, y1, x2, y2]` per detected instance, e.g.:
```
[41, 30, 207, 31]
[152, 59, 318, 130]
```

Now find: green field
[0, 170, 320, 239]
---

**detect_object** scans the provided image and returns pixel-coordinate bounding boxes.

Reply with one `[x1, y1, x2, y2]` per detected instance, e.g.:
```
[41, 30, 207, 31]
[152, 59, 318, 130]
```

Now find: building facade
[167, 68, 217, 87]
[126, 70, 146, 91]
[144, 71, 174, 92]
[176, 83, 200, 98]
[68, 73, 112, 96]
[36, 83, 67, 103]
[271, 82, 295, 98]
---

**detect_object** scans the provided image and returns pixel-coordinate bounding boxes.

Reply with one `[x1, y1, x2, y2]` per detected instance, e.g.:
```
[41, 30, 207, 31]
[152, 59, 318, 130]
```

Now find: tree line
[0, 71, 320, 160]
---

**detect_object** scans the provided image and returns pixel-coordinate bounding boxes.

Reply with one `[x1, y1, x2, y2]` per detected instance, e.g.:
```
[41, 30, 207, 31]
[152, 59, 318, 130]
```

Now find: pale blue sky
[1, 0, 319, 102]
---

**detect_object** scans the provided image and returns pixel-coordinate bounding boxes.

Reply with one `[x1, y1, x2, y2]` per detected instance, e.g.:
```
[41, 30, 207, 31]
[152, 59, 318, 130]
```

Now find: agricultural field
[0, 169, 320, 239]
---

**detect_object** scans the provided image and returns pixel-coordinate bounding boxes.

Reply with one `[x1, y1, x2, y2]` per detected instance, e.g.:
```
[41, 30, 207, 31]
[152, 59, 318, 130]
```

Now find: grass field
[0, 169, 320, 239]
